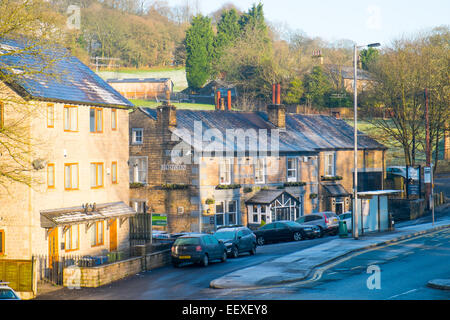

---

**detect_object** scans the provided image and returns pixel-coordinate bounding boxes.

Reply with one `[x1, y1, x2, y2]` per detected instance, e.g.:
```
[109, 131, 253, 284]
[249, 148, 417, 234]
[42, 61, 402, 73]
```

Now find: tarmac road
[35, 234, 333, 300]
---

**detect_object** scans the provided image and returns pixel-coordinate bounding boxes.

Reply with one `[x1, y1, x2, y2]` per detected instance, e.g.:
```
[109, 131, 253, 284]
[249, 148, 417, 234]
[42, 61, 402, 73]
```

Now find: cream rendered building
[0, 39, 135, 263]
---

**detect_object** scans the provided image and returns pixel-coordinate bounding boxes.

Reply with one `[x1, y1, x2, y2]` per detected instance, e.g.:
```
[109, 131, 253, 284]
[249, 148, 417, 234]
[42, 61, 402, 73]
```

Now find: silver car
[295, 212, 339, 237]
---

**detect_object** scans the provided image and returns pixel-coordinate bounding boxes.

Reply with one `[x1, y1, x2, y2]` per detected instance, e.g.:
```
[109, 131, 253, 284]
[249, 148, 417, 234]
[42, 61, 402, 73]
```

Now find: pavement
[210, 204, 450, 290]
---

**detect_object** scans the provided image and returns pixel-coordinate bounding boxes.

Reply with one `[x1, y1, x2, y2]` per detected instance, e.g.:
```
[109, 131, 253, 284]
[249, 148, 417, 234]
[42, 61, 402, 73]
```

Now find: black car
[254, 220, 320, 246]
[213, 226, 257, 258]
[171, 233, 227, 267]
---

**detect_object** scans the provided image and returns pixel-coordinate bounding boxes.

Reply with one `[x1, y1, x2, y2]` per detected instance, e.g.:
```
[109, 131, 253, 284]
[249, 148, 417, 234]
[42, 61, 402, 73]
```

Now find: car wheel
[201, 254, 209, 267]
[257, 236, 265, 246]
[221, 251, 227, 262]
[318, 226, 324, 238]
[293, 231, 303, 241]
[231, 246, 239, 258]
[249, 245, 256, 255]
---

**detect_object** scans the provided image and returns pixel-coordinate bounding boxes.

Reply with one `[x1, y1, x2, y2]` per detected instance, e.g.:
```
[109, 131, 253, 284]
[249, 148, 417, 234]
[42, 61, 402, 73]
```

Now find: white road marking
[387, 288, 418, 300]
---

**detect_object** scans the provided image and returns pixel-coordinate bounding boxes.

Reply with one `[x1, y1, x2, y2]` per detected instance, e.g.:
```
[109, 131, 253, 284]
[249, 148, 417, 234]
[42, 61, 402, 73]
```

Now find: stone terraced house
[129, 102, 387, 233]
[0, 39, 136, 274]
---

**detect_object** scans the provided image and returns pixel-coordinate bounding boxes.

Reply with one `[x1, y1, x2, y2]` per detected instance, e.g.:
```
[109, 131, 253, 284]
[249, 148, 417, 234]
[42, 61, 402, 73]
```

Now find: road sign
[152, 214, 167, 226]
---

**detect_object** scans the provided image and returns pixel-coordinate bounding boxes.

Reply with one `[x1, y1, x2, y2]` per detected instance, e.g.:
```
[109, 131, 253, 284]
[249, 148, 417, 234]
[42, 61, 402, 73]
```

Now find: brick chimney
[157, 104, 177, 128]
[267, 83, 285, 128]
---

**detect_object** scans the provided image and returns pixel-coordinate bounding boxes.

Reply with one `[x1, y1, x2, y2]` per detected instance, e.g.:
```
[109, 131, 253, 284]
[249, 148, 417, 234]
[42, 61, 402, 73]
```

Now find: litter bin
[339, 220, 348, 238]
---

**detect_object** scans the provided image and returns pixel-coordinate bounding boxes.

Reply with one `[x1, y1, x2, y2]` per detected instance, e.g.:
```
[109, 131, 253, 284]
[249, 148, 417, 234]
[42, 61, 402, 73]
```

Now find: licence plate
[179, 255, 191, 259]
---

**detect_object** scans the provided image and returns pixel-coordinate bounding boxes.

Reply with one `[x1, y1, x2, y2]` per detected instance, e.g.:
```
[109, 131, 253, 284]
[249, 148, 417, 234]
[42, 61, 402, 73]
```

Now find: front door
[48, 228, 58, 267]
[335, 202, 344, 215]
[109, 219, 117, 251]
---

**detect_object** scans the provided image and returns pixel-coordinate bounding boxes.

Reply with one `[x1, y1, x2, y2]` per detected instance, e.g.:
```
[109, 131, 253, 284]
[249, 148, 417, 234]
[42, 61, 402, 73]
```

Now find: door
[335, 202, 344, 215]
[109, 219, 118, 251]
[208, 235, 222, 259]
[48, 228, 59, 267]
[274, 223, 290, 240]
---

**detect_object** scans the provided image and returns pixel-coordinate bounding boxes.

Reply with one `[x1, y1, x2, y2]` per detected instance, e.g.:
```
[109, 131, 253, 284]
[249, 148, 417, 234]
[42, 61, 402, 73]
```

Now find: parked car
[338, 211, 353, 231]
[213, 226, 257, 258]
[253, 220, 320, 246]
[295, 212, 339, 236]
[171, 233, 227, 267]
[0, 283, 21, 300]
[386, 166, 419, 180]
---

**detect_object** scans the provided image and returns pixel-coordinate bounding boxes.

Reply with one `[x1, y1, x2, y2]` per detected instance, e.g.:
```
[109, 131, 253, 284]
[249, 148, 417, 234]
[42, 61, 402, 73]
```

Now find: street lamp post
[353, 42, 380, 240]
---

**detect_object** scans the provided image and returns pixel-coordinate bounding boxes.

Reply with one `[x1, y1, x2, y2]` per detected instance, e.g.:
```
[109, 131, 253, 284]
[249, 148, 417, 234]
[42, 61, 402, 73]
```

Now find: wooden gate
[0, 259, 34, 293]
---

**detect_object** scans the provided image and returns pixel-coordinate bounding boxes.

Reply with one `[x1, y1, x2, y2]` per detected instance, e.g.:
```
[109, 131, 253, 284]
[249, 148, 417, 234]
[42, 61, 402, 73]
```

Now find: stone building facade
[0, 40, 135, 263]
[129, 102, 386, 233]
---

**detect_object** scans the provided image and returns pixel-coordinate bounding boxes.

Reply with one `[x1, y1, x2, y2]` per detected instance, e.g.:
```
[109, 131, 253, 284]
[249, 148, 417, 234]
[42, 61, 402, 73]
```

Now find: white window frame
[324, 152, 336, 177]
[131, 128, 143, 145]
[254, 158, 266, 184]
[287, 157, 298, 182]
[219, 158, 232, 185]
[129, 156, 148, 184]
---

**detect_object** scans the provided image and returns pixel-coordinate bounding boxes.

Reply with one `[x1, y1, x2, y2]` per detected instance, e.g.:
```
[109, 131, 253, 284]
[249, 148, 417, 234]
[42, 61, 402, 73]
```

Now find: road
[208, 228, 450, 300]
[35, 235, 333, 300]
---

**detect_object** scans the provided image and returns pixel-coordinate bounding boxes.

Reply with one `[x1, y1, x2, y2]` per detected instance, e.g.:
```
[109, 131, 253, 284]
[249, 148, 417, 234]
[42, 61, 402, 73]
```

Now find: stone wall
[63, 249, 171, 288]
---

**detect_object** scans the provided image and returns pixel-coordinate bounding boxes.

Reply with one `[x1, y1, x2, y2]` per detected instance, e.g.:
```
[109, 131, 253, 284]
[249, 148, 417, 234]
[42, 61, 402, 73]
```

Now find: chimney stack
[157, 104, 177, 128]
[267, 83, 285, 128]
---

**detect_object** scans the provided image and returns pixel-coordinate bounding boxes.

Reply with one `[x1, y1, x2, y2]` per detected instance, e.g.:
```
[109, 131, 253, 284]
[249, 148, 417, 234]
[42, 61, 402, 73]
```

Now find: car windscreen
[325, 212, 337, 218]
[174, 237, 200, 246]
[0, 289, 17, 299]
[214, 231, 235, 240]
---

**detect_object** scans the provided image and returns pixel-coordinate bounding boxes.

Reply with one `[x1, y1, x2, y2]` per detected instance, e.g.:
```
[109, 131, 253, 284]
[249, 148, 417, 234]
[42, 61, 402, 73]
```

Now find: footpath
[210, 204, 450, 290]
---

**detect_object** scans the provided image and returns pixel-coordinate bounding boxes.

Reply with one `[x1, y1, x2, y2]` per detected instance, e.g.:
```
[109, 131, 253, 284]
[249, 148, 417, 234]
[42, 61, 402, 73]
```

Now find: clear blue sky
[167, 0, 450, 46]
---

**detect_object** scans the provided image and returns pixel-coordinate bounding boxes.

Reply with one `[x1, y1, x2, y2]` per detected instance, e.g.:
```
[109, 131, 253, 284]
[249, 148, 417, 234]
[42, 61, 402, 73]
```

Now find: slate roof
[0, 38, 133, 108]
[328, 65, 374, 81]
[246, 189, 298, 204]
[138, 107, 386, 153]
[139, 108, 316, 154]
[286, 114, 387, 150]
[107, 78, 172, 84]
[322, 183, 351, 197]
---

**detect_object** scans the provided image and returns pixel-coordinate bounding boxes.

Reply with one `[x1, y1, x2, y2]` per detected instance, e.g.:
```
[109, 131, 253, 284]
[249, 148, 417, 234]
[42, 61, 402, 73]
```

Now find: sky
[166, 0, 450, 47]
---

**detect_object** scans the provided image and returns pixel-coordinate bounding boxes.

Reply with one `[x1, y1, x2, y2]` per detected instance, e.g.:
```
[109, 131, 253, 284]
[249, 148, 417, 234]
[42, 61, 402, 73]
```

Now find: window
[219, 158, 232, 185]
[47, 163, 55, 188]
[0, 101, 4, 129]
[215, 201, 224, 226]
[90, 107, 103, 133]
[324, 152, 335, 176]
[90, 162, 104, 188]
[287, 158, 297, 182]
[63, 106, 78, 132]
[130, 201, 146, 213]
[111, 161, 118, 184]
[111, 109, 117, 131]
[0, 230, 4, 255]
[91, 221, 104, 246]
[227, 200, 237, 225]
[64, 163, 79, 190]
[65, 225, 79, 252]
[131, 128, 143, 144]
[129, 156, 147, 183]
[365, 151, 375, 168]
[47, 104, 54, 128]
[255, 158, 265, 184]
